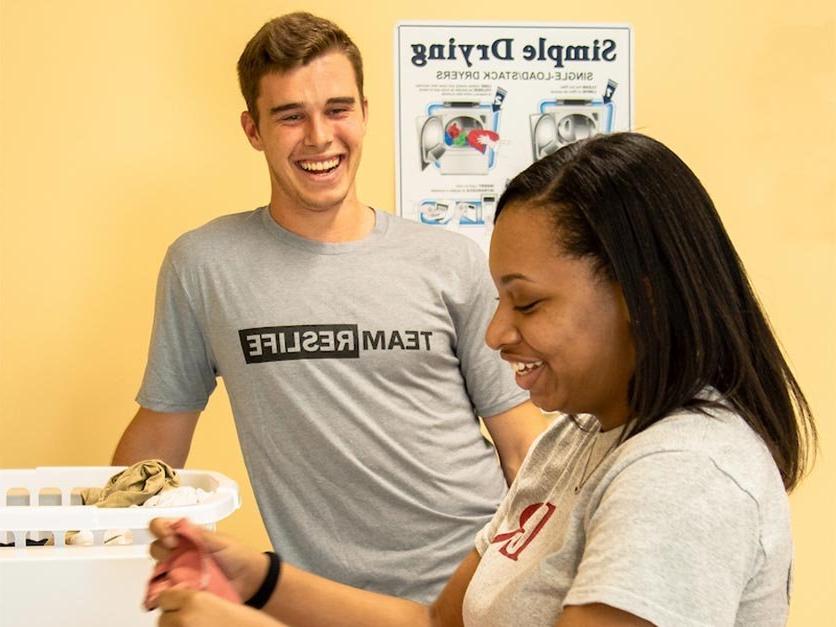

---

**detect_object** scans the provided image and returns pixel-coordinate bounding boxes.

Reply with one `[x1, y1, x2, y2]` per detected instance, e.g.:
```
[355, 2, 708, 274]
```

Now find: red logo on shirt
[490, 502, 555, 560]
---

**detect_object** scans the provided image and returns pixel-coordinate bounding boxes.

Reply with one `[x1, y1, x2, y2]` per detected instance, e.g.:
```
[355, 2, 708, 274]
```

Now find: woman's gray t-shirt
[465, 396, 792, 626]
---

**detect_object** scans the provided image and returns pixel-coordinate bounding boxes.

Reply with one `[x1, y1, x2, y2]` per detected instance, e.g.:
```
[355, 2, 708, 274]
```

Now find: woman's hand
[156, 588, 287, 627]
[149, 518, 269, 602]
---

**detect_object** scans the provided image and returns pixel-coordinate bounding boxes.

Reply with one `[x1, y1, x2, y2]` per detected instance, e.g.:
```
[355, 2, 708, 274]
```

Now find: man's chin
[300, 197, 349, 213]
[290, 188, 350, 213]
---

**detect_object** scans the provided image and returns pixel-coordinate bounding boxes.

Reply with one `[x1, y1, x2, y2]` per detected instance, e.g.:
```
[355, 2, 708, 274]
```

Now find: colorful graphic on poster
[395, 22, 634, 253]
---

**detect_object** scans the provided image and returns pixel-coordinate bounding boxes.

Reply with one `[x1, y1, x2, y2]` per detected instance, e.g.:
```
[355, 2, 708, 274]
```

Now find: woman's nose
[485, 303, 519, 351]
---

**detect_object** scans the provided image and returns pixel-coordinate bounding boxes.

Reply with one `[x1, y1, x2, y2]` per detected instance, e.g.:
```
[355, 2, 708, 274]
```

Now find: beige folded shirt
[81, 460, 179, 507]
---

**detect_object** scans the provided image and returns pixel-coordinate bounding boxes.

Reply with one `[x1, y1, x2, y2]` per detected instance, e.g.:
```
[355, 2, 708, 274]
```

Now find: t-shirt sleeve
[473, 465, 522, 555]
[559, 450, 762, 627]
[136, 249, 217, 412]
[452, 243, 528, 418]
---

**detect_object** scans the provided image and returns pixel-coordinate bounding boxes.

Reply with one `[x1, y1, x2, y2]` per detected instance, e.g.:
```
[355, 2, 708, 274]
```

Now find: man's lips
[296, 155, 343, 173]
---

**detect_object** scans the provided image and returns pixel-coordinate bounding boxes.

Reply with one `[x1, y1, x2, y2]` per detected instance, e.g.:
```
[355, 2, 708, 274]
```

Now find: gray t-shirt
[137, 207, 528, 602]
[464, 393, 792, 626]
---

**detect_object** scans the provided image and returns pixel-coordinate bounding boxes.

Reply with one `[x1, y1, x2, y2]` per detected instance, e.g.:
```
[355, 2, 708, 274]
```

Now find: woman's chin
[528, 391, 562, 413]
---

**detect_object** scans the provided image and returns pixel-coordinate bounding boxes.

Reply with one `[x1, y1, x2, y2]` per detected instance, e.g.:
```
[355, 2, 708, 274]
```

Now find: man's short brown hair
[237, 12, 364, 125]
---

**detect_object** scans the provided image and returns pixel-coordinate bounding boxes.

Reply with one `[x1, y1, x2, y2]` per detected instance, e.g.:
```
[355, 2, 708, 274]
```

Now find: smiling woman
[489, 132, 815, 489]
[486, 206, 635, 428]
[466, 131, 818, 626]
[142, 132, 817, 627]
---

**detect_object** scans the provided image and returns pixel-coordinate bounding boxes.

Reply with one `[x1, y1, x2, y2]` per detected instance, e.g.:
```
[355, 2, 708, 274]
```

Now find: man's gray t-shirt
[137, 207, 528, 602]
[464, 393, 792, 626]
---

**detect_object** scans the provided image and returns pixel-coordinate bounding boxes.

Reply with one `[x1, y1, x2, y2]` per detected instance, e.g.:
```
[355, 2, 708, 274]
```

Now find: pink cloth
[144, 518, 241, 610]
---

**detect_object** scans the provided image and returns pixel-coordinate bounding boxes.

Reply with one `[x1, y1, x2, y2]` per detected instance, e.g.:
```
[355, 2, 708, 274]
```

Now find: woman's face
[486, 204, 636, 429]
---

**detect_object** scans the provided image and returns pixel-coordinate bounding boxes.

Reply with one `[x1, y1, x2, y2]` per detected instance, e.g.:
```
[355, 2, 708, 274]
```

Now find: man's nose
[305, 114, 332, 147]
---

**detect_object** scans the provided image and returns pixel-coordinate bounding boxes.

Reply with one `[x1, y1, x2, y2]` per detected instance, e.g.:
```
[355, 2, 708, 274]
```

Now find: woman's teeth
[299, 157, 340, 172]
[512, 361, 543, 374]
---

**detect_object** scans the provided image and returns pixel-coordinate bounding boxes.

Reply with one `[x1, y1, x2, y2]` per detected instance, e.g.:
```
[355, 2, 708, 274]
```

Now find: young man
[112, 12, 545, 602]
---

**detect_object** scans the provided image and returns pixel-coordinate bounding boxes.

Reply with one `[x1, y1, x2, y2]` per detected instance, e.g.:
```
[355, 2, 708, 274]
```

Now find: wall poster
[395, 22, 634, 253]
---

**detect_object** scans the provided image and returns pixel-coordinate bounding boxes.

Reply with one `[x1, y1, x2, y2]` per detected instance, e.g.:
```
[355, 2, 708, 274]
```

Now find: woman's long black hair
[496, 132, 816, 490]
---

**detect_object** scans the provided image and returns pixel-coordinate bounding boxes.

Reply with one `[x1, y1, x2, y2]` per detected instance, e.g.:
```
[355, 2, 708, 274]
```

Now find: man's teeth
[512, 361, 543, 374]
[299, 157, 340, 172]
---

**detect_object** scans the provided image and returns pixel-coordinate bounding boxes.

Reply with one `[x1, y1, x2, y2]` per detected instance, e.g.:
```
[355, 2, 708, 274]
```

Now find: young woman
[147, 133, 816, 627]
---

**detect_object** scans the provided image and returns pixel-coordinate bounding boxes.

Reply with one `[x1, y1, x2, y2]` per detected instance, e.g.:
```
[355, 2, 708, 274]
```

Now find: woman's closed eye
[514, 300, 542, 313]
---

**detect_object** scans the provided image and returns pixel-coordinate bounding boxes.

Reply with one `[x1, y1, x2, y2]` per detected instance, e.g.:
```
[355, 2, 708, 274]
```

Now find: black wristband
[244, 551, 281, 609]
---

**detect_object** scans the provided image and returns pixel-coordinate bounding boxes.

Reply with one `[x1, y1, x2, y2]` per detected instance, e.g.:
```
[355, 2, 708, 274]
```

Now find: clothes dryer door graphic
[529, 101, 613, 161]
[419, 117, 446, 170]
[418, 102, 497, 175]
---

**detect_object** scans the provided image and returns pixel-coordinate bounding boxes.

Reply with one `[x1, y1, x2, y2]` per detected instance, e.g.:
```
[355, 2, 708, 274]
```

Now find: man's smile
[296, 155, 343, 174]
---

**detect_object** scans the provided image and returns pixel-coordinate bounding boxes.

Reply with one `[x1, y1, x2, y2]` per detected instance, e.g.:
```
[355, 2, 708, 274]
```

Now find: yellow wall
[1, 0, 833, 621]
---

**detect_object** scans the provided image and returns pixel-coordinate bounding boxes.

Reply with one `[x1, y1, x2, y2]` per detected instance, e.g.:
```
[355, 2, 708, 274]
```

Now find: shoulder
[379, 212, 493, 306]
[166, 209, 264, 266]
[605, 401, 790, 543]
[520, 414, 596, 473]
[618, 404, 783, 497]
[381, 210, 486, 265]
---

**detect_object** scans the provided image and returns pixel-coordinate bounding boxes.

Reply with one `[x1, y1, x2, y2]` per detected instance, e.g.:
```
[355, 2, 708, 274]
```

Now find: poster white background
[395, 22, 633, 252]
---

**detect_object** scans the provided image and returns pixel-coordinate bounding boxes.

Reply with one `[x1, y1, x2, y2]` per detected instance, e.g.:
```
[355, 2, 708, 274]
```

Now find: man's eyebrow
[268, 97, 357, 116]
[326, 97, 357, 106]
[269, 102, 303, 115]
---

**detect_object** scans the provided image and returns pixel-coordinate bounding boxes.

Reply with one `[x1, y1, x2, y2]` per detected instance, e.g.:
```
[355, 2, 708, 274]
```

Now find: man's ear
[240, 111, 263, 151]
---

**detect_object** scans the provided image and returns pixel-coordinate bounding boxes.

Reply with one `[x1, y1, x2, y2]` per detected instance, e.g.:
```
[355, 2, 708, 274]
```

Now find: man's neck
[268, 198, 375, 243]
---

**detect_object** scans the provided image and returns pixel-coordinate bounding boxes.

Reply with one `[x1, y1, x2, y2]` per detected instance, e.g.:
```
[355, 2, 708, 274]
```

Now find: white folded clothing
[65, 529, 133, 546]
[142, 486, 212, 508]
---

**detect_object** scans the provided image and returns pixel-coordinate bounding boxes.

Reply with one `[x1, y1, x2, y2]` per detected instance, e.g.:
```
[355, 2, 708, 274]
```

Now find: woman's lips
[510, 360, 544, 390]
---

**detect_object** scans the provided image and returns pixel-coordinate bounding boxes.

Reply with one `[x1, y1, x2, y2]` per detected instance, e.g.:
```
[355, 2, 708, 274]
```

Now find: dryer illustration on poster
[397, 22, 633, 254]
[418, 194, 497, 227]
[529, 80, 617, 160]
[417, 101, 501, 175]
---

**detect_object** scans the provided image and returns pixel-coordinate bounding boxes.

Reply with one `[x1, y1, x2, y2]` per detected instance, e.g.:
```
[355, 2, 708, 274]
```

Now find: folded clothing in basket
[144, 518, 241, 610]
[143, 485, 212, 508]
[64, 462, 210, 547]
[82, 460, 180, 507]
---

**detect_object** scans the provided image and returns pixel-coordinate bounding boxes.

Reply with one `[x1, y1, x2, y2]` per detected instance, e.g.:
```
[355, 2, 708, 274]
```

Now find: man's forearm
[111, 407, 200, 467]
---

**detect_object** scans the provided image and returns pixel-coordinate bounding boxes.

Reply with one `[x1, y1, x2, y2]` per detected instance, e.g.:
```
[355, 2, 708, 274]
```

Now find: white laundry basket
[0, 466, 240, 627]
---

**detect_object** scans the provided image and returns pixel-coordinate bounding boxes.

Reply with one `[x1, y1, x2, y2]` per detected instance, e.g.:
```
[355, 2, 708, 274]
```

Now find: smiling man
[111, 12, 546, 602]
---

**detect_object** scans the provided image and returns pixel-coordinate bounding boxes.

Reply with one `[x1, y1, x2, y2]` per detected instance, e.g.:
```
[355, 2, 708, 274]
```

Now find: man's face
[241, 51, 367, 214]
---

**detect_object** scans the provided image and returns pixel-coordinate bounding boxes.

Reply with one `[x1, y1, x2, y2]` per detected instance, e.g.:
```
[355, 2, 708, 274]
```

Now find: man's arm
[111, 406, 201, 468]
[483, 401, 548, 484]
[557, 604, 654, 626]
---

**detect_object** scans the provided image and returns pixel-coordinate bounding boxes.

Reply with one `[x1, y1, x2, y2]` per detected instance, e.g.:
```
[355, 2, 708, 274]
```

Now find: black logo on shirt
[239, 325, 433, 364]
